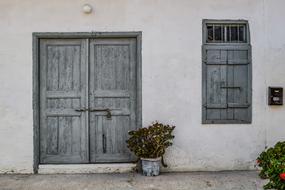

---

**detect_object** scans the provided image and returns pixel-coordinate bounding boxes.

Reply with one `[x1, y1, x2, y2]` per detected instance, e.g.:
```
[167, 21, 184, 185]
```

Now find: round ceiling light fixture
[82, 4, 93, 14]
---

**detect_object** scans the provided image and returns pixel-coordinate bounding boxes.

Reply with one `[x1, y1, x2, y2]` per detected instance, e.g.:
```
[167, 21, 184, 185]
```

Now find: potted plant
[126, 122, 175, 176]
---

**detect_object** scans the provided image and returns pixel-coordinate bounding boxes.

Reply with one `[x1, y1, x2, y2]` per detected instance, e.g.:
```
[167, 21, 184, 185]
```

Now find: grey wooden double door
[39, 38, 138, 164]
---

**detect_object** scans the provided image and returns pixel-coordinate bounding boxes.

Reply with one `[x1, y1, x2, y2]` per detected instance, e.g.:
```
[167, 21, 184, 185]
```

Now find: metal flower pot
[141, 157, 161, 176]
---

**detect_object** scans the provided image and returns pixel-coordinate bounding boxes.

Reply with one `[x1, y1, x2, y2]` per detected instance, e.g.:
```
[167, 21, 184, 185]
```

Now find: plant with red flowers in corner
[257, 141, 285, 189]
[280, 173, 285, 181]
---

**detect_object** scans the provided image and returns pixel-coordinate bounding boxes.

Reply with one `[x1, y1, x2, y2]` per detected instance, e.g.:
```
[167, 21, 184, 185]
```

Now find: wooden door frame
[33, 32, 142, 173]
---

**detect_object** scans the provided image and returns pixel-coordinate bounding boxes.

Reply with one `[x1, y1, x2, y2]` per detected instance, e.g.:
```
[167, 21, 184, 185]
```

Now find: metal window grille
[206, 24, 247, 43]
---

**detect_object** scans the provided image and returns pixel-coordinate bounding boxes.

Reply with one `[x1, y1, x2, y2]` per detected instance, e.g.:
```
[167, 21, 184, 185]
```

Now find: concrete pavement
[0, 171, 267, 190]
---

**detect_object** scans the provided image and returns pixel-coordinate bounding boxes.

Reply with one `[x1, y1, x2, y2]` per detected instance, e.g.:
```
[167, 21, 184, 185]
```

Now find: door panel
[89, 38, 137, 162]
[39, 39, 88, 163]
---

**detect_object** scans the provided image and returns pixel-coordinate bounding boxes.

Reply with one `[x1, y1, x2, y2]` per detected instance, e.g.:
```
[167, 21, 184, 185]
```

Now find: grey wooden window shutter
[202, 20, 252, 124]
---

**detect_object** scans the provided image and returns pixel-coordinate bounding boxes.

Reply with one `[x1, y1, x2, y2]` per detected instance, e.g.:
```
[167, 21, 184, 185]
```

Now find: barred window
[206, 24, 247, 43]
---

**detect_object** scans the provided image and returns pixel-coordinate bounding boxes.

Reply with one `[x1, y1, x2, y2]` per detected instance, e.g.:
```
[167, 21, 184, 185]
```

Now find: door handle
[89, 108, 112, 119]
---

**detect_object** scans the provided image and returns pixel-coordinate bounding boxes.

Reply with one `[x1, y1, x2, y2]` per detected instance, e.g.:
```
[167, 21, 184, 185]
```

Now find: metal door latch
[75, 108, 112, 119]
[89, 108, 112, 119]
[220, 86, 241, 89]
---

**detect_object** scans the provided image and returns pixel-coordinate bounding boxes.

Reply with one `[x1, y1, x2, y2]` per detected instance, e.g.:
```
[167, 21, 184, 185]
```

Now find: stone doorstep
[38, 164, 137, 174]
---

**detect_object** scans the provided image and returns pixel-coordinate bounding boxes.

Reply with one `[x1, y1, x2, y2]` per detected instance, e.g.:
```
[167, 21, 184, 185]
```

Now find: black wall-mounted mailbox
[268, 87, 283, 105]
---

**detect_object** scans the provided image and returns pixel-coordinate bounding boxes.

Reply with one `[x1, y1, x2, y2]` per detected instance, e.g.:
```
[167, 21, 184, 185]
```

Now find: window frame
[202, 19, 252, 124]
[202, 19, 251, 45]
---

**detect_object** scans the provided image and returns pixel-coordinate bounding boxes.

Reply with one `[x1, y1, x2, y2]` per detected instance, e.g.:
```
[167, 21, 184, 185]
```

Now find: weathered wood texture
[89, 38, 137, 162]
[39, 39, 88, 163]
[202, 45, 252, 124]
[33, 34, 40, 172]
[37, 34, 141, 165]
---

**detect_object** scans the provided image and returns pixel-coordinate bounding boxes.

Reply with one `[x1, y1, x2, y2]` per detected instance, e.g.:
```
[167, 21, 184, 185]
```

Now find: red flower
[279, 173, 285, 181]
[256, 160, 261, 164]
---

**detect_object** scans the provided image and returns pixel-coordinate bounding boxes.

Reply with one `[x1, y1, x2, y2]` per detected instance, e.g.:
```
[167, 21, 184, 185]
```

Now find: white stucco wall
[0, 0, 284, 173]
